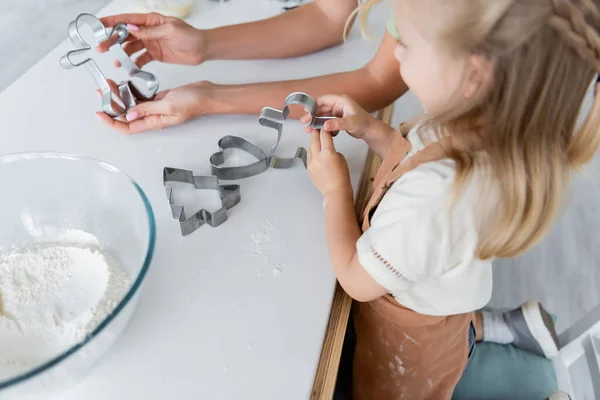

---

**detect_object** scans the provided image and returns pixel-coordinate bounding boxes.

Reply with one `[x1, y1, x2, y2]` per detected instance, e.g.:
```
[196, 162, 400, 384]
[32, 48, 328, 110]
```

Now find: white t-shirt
[356, 127, 493, 316]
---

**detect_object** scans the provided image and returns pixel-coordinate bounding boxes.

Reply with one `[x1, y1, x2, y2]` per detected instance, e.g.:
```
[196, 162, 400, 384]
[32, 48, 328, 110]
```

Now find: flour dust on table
[246, 217, 289, 277]
[0, 230, 130, 381]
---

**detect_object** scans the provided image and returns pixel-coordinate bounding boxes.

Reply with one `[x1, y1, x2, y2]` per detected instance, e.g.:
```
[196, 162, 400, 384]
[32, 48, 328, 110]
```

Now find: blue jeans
[468, 322, 476, 360]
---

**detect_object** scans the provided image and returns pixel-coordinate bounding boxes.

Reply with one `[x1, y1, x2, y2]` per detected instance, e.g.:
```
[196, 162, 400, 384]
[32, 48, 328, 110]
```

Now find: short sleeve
[386, 12, 398, 39]
[356, 160, 478, 298]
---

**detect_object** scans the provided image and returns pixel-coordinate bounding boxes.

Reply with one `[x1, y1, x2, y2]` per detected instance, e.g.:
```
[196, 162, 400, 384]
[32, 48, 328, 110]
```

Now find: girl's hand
[301, 95, 378, 140]
[307, 129, 352, 198]
[98, 13, 206, 68]
[95, 81, 214, 134]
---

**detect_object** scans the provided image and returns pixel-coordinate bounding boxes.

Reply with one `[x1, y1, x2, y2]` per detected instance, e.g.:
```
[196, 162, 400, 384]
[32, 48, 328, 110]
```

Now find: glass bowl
[0, 153, 155, 399]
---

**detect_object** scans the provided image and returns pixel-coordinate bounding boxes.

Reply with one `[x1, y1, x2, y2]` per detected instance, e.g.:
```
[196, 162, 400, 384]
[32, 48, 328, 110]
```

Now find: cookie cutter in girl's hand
[59, 13, 159, 118]
[209, 92, 338, 181]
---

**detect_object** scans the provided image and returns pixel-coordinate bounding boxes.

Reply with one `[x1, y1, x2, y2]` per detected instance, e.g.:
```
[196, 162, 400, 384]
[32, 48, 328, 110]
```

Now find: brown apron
[352, 125, 474, 400]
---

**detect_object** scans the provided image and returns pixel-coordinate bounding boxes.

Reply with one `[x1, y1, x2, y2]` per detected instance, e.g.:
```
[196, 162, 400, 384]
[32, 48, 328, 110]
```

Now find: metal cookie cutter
[163, 167, 241, 236]
[209, 92, 337, 180]
[59, 13, 159, 118]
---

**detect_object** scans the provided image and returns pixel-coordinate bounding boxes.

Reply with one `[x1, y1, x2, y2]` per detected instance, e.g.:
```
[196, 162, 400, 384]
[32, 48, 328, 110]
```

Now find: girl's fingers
[316, 104, 334, 116]
[302, 112, 316, 133]
[323, 116, 356, 133]
[315, 104, 347, 120]
[299, 113, 312, 124]
[317, 95, 354, 119]
[320, 130, 335, 150]
[317, 94, 345, 108]
[323, 119, 340, 132]
[309, 130, 321, 154]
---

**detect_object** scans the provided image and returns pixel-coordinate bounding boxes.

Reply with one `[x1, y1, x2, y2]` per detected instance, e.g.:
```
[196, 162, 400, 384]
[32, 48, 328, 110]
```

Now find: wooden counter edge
[311, 104, 394, 400]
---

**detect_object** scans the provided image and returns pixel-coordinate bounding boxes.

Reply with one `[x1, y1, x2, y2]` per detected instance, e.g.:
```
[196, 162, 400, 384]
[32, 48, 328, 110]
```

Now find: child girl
[305, 0, 600, 398]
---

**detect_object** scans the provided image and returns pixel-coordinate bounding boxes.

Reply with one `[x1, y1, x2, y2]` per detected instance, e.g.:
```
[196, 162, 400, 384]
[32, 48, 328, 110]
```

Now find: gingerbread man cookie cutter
[209, 92, 337, 180]
[59, 13, 159, 118]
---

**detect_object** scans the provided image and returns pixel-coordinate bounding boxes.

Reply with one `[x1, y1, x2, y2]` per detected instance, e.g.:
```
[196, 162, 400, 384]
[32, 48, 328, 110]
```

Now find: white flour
[0, 230, 130, 381]
[247, 218, 289, 277]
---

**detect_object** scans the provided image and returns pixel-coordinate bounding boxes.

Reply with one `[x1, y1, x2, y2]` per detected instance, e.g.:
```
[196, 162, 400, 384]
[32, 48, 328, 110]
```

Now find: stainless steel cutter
[163, 167, 241, 236]
[209, 92, 337, 180]
[59, 13, 159, 118]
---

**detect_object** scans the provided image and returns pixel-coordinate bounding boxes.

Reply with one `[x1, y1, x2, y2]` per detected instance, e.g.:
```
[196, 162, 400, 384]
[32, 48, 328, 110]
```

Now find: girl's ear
[464, 54, 493, 99]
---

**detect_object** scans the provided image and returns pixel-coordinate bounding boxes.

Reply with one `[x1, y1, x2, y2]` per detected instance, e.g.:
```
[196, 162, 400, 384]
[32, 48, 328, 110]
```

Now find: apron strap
[382, 141, 448, 189]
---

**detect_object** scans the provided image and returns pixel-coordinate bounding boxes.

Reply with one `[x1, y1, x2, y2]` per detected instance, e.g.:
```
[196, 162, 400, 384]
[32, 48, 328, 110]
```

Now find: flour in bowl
[0, 230, 130, 381]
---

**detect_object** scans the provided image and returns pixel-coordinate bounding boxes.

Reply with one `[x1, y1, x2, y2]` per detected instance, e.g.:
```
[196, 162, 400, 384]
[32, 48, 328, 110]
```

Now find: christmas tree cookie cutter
[163, 167, 241, 236]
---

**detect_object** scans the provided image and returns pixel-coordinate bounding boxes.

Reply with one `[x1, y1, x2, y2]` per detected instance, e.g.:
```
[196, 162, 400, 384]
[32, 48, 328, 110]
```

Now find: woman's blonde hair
[412, 0, 600, 259]
[343, 0, 383, 41]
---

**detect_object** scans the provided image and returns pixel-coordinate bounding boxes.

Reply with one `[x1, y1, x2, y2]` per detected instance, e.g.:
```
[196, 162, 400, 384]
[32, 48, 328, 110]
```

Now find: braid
[578, 0, 600, 25]
[548, 0, 600, 72]
[547, 0, 600, 168]
[343, 0, 382, 42]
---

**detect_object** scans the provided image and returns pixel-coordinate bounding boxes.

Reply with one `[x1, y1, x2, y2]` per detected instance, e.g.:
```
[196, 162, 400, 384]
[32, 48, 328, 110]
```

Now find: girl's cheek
[399, 60, 410, 85]
[393, 45, 404, 62]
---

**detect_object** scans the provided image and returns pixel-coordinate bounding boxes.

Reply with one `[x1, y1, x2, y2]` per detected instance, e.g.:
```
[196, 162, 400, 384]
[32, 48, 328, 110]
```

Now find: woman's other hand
[98, 13, 207, 68]
[95, 81, 214, 134]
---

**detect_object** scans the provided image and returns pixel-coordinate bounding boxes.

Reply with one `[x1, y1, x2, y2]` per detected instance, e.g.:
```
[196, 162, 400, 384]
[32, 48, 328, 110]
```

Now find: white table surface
[0, 0, 391, 398]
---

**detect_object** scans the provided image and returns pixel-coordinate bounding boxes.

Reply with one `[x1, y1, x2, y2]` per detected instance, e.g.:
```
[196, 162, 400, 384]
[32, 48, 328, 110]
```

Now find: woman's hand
[307, 129, 352, 198]
[95, 81, 214, 134]
[98, 13, 206, 68]
[301, 94, 379, 140]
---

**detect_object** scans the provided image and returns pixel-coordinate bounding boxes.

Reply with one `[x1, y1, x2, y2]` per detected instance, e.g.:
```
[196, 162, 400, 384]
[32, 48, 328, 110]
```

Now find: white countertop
[0, 0, 391, 398]
[0, 0, 115, 93]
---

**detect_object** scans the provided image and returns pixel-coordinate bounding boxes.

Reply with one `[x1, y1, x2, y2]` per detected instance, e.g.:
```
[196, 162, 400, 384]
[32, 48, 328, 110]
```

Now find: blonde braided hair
[354, 0, 600, 258]
[549, 0, 600, 72]
[342, 0, 382, 42]
[404, 0, 600, 259]
[548, 0, 600, 167]
[576, 0, 600, 25]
